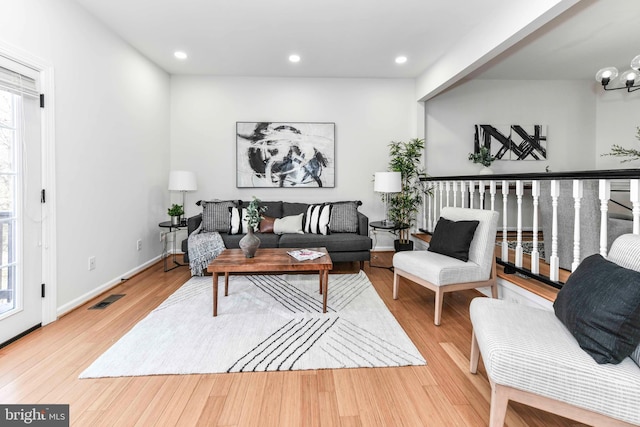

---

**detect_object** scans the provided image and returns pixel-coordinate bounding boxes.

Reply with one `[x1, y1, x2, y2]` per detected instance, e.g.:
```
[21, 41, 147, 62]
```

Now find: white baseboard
[57, 256, 161, 317]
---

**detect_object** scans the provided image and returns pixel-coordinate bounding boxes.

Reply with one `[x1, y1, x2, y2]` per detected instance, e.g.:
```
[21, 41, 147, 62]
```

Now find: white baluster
[489, 181, 496, 211]
[445, 181, 451, 207]
[515, 180, 524, 268]
[469, 180, 475, 209]
[530, 180, 540, 274]
[438, 181, 444, 216]
[460, 181, 467, 208]
[431, 183, 438, 227]
[550, 180, 560, 282]
[478, 180, 485, 210]
[631, 179, 640, 235]
[501, 180, 509, 262]
[572, 180, 583, 272]
[422, 187, 428, 232]
[427, 183, 434, 232]
[452, 181, 458, 208]
[599, 179, 611, 257]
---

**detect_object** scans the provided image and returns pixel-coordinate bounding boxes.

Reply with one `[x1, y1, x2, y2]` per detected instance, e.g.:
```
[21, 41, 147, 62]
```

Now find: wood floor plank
[0, 260, 588, 426]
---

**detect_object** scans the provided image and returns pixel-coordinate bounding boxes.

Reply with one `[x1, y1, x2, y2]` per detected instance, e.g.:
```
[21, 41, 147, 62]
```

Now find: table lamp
[168, 170, 197, 222]
[374, 171, 401, 225]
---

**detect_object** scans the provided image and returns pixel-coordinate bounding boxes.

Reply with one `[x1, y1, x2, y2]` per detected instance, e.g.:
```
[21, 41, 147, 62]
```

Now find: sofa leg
[359, 261, 364, 270]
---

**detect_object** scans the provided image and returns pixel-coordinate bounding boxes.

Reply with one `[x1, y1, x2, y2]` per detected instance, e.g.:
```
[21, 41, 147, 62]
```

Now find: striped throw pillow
[228, 207, 250, 234]
[304, 204, 332, 235]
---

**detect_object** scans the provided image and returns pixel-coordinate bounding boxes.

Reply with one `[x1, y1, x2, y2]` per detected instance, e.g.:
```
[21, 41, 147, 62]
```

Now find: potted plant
[387, 138, 425, 251]
[167, 204, 184, 226]
[468, 145, 495, 174]
[239, 196, 267, 258]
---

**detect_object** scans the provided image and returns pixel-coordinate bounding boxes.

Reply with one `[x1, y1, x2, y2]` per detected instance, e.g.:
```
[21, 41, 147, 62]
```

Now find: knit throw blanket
[187, 225, 226, 276]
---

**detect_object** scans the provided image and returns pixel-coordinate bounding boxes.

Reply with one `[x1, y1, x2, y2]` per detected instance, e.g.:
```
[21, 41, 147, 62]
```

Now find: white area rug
[80, 271, 425, 378]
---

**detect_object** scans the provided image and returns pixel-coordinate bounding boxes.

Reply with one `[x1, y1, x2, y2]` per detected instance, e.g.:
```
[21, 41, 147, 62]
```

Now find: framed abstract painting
[473, 124, 547, 161]
[236, 122, 335, 188]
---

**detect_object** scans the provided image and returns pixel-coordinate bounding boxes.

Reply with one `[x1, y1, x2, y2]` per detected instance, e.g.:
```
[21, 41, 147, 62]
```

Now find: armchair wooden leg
[393, 271, 399, 299]
[470, 330, 480, 374]
[489, 384, 509, 427]
[434, 288, 444, 326]
[490, 282, 498, 299]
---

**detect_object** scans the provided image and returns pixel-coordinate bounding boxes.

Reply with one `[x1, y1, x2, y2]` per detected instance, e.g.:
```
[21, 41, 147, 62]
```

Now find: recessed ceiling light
[395, 56, 407, 64]
[289, 54, 301, 63]
[174, 51, 188, 60]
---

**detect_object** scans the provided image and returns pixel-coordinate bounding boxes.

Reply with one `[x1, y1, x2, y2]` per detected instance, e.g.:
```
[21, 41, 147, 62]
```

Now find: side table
[369, 221, 409, 270]
[159, 221, 188, 272]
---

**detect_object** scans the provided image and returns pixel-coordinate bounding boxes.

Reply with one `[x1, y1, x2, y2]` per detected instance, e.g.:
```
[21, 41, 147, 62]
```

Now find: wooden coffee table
[207, 247, 333, 316]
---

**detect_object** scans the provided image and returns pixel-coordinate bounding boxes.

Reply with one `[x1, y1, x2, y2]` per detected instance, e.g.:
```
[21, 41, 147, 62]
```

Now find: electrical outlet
[159, 232, 164, 242]
[136, 239, 142, 251]
[88, 256, 96, 271]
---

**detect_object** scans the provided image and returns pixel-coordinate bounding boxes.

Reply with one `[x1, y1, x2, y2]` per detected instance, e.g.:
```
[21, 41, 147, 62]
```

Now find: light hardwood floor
[0, 254, 585, 426]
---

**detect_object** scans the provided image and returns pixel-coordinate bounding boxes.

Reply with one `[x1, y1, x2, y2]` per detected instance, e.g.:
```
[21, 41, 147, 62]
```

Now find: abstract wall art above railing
[473, 124, 547, 161]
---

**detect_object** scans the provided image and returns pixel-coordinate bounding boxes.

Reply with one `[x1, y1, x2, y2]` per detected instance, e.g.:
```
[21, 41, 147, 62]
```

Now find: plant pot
[170, 215, 181, 226]
[239, 227, 261, 258]
[479, 166, 494, 175]
[394, 239, 414, 252]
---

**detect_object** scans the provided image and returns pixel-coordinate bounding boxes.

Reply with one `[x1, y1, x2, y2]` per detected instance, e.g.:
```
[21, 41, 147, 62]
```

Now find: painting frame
[473, 124, 547, 161]
[236, 121, 336, 188]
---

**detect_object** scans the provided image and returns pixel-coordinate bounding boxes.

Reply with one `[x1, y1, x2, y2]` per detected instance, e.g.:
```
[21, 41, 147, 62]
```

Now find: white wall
[170, 76, 418, 249]
[595, 88, 640, 169]
[0, 0, 171, 312]
[425, 79, 596, 176]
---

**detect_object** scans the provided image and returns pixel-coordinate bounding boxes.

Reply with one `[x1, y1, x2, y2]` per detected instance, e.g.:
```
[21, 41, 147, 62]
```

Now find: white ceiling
[72, 0, 640, 82]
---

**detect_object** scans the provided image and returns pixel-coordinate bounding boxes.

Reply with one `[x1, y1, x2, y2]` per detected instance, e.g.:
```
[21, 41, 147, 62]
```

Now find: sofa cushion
[553, 253, 640, 364]
[304, 204, 331, 235]
[329, 201, 360, 233]
[200, 200, 237, 232]
[428, 217, 479, 262]
[470, 297, 640, 426]
[274, 214, 304, 235]
[278, 232, 372, 253]
[221, 232, 280, 249]
[282, 202, 309, 217]
[240, 200, 282, 219]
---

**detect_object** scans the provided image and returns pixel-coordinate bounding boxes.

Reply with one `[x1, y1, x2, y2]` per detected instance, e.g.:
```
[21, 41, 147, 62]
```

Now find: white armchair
[392, 207, 499, 325]
[469, 233, 640, 426]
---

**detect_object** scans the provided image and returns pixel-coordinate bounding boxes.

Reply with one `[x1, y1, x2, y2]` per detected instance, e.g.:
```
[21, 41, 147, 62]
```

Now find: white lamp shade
[168, 170, 197, 191]
[374, 171, 401, 193]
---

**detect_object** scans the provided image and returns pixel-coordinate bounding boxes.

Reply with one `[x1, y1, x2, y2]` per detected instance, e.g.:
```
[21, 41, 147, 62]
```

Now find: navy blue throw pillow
[427, 218, 479, 262]
[554, 254, 640, 364]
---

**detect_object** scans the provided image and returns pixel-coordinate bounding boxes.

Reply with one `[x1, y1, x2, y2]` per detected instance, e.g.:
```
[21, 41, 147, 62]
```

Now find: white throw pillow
[273, 213, 304, 235]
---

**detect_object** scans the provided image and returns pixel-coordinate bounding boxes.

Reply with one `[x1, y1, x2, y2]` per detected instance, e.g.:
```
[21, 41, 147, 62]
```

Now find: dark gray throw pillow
[329, 201, 360, 233]
[553, 254, 640, 364]
[427, 217, 479, 262]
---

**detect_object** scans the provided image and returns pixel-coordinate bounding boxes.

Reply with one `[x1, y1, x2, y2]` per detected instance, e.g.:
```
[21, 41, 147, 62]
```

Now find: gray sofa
[181, 200, 372, 268]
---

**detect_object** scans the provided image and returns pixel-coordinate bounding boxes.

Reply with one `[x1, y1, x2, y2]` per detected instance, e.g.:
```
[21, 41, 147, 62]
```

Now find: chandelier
[595, 54, 640, 92]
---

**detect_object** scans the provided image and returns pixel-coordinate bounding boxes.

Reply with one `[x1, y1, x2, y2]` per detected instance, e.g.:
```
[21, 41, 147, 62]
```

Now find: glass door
[0, 61, 42, 345]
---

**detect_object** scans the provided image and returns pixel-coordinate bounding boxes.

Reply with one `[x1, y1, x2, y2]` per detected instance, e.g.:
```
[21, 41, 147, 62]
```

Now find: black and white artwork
[237, 122, 335, 188]
[473, 124, 547, 161]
